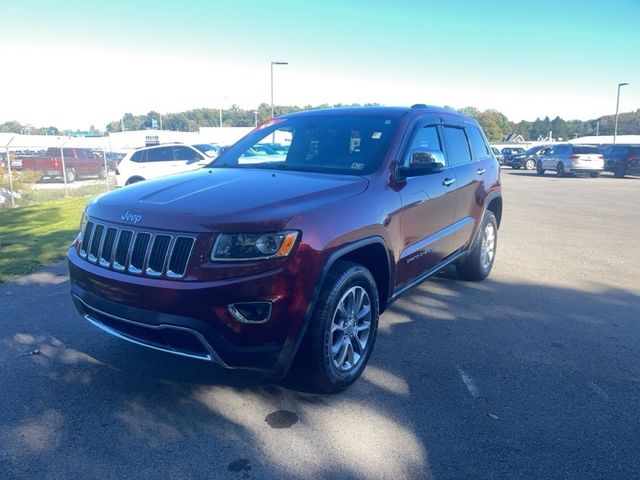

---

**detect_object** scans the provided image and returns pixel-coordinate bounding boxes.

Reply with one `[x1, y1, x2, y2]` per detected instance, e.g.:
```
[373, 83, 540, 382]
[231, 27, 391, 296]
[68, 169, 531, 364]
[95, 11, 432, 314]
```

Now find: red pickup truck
[22, 148, 105, 183]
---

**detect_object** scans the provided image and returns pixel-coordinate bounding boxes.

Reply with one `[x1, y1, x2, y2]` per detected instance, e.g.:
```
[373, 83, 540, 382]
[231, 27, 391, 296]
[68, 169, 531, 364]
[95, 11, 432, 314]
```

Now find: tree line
[2, 104, 639, 143]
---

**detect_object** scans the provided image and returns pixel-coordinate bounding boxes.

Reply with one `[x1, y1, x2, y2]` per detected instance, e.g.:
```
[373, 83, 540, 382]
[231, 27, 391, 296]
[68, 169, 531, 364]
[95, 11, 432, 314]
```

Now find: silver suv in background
[536, 144, 604, 177]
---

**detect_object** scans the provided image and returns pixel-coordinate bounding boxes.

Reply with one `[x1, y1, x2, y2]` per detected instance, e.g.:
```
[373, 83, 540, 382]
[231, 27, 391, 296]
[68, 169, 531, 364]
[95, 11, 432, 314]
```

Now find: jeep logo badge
[121, 211, 143, 224]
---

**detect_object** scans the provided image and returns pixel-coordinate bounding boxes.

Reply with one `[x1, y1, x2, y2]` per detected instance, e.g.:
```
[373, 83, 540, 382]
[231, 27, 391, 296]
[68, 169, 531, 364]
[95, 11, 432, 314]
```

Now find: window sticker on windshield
[351, 162, 365, 170]
[371, 132, 382, 139]
[384, 120, 391, 125]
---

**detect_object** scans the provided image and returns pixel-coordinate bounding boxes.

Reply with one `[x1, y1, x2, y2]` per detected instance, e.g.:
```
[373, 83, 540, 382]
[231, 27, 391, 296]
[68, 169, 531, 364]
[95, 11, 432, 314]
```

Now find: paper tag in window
[371, 132, 382, 139]
[384, 120, 391, 124]
[351, 162, 365, 170]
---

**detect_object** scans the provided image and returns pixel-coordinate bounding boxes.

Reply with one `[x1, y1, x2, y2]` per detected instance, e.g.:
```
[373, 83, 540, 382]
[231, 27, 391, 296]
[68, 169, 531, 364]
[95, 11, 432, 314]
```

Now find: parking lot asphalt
[1, 170, 639, 479]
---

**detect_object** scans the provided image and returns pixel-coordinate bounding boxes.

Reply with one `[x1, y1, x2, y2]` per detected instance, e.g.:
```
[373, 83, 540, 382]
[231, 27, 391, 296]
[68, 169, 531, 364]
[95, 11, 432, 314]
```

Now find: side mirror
[398, 149, 446, 177]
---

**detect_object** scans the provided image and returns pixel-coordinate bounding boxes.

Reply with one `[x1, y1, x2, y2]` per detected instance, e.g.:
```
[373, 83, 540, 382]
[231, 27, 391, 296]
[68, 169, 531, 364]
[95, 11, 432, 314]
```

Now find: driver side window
[403, 125, 445, 167]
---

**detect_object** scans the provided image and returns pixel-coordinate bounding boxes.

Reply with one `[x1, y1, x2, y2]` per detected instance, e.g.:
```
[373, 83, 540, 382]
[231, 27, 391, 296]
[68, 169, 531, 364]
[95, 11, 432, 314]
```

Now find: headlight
[211, 231, 299, 261]
[77, 211, 88, 243]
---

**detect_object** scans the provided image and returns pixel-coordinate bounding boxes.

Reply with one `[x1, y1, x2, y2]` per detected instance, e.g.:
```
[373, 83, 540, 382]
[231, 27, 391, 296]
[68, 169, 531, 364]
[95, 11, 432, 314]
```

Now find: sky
[0, 0, 638, 129]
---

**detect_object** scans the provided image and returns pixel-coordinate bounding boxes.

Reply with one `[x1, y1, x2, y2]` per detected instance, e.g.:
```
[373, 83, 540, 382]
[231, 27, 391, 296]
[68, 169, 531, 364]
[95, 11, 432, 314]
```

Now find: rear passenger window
[442, 127, 471, 166]
[147, 147, 173, 162]
[466, 126, 489, 160]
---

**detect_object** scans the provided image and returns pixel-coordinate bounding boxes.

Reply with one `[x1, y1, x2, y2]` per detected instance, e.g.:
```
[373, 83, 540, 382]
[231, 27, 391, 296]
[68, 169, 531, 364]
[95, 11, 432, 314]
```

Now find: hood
[87, 168, 368, 232]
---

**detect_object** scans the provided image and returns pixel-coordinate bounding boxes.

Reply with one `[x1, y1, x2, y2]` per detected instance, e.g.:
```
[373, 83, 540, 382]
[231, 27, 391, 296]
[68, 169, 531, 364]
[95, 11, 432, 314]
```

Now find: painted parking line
[457, 367, 480, 398]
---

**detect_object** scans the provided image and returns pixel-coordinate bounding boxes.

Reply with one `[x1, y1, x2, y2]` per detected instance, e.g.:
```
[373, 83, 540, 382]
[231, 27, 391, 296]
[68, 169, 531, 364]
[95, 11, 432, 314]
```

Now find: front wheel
[525, 158, 536, 170]
[556, 163, 565, 177]
[456, 211, 498, 281]
[536, 161, 545, 175]
[303, 261, 379, 393]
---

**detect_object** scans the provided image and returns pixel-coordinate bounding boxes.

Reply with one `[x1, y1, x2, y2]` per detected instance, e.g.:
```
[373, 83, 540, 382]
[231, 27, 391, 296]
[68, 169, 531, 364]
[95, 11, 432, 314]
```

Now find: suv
[115, 143, 215, 187]
[536, 144, 604, 177]
[603, 144, 640, 178]
[68, 106, 502, 392]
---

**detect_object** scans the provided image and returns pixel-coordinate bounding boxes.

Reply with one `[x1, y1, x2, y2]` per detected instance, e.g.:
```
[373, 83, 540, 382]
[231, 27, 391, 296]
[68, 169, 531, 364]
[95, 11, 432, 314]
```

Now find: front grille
[79, 220, 195, 279]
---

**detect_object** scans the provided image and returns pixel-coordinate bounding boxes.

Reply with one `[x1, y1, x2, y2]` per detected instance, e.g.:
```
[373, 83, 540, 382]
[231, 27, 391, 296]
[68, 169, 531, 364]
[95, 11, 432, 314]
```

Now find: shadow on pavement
[1, 264, 639, 478]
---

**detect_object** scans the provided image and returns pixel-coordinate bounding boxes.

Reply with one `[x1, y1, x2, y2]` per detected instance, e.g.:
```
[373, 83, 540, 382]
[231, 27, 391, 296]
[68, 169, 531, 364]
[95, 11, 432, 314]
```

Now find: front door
[396, 122, 458, 288]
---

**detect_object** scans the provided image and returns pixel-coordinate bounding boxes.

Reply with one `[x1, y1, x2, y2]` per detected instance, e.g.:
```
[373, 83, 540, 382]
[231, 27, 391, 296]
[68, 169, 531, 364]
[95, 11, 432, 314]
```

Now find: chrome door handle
[442, 178, 456, 187]
[475, 168, 486, 175]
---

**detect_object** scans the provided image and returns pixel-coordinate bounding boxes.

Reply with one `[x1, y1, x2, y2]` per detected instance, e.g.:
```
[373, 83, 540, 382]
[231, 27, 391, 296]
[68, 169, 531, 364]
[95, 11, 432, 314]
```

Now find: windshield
[210, 115, 398, 175]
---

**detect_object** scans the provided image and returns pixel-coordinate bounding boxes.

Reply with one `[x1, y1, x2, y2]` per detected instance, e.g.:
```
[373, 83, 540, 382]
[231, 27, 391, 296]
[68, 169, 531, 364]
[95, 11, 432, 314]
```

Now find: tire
[125, 176, 144, 186]
[589, 171, 600, 178]
[456, 211, 498, 281]
[303, 261, 379, 393]
[525, 158, 536, 170]
[614, 163, 626, 178]
[536, 161, 545, 176]
[65, 168, 76, 183]
[556, 163, 565, 177]
[513, 165, 521, 170]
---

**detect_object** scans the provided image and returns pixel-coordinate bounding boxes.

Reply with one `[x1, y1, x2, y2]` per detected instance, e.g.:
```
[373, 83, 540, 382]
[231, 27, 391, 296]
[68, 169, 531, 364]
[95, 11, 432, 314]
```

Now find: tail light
[53, 159, 60, 168]
[629, 155, 640, 163]
[568, 155, 579, 160]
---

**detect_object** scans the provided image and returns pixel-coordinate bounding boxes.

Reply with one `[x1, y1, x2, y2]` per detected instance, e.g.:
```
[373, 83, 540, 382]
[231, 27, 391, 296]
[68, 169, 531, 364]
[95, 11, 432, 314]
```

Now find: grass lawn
[0, 196, 89, 283]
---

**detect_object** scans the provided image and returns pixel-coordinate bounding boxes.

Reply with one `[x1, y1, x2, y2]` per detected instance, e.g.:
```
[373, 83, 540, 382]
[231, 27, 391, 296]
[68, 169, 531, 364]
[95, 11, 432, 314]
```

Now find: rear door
[396, 120, 458, 287]
[145, 146, 175, 179]
[450, 123, 496, 249]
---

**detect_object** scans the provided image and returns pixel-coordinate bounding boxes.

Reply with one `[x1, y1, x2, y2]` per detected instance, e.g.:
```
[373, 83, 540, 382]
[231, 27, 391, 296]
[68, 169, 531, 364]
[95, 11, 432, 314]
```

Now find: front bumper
[68, 247, 318, 377]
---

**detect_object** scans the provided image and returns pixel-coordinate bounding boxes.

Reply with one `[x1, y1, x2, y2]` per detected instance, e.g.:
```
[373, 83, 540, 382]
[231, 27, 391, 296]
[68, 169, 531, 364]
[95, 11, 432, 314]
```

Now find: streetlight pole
[613, 82, 629, 145]
[254, 111, 258, 127]
[270, 61, 288, 119]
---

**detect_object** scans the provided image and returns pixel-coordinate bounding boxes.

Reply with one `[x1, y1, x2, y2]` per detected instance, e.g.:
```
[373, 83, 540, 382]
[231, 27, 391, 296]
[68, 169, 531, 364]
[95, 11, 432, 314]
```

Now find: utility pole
[613, 82, 629, 145]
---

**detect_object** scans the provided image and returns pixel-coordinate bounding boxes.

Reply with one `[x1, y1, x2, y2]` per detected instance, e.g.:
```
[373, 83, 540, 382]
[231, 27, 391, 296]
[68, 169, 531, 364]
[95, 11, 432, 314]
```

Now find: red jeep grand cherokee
[68, 105, 502, 392]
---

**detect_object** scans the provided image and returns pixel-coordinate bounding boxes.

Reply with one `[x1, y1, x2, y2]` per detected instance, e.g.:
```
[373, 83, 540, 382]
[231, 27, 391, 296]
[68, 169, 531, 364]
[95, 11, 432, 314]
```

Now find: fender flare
[273, 236, 392, 377]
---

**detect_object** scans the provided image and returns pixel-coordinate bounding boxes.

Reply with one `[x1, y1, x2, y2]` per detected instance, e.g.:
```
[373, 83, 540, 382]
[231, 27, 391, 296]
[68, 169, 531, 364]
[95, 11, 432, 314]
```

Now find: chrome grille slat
[79, 221, 94, 258]
[99, 227, 118, 267]
[79, 220, 194, 280]
[88, 224, 105, 262]
[167, 237, 195, 278]
[128, 232, 152, 274]
[146, 234, 172, 276]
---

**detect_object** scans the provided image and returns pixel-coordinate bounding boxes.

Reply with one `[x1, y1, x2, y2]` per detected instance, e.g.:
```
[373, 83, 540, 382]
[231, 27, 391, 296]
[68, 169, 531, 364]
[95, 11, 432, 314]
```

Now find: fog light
[228, 302, 272, 324]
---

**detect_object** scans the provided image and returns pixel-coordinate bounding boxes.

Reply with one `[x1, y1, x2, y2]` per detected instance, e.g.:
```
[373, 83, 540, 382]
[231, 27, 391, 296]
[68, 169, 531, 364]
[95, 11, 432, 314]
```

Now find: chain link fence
[1, 137, 122, 207]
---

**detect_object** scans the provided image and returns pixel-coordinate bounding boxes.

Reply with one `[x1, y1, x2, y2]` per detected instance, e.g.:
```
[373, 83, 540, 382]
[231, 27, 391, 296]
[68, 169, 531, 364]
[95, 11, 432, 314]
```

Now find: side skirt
[388, 249, 467, 304]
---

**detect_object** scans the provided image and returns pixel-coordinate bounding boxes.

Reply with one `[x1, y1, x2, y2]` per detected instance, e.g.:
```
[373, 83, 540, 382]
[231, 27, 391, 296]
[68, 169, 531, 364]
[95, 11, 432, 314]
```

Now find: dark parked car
[602, 144, 640, 178]
[506, 145, 552, 170]
[500, 147, 526, 166]
[68, 105, 502, 392]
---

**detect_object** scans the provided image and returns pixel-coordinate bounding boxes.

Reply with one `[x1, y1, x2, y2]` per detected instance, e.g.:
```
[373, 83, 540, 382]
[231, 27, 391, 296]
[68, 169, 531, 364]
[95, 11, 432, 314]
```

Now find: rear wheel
[456, 211, 498, 281]
[525, 158, 536, 170]
[536, 161, 545, 176]
[614, 163, 626, 178]
[303, 261, 379, 393]
[65, 168, 76, 183]
[589, 171, 600, 178]
[556, 163, 565, 177]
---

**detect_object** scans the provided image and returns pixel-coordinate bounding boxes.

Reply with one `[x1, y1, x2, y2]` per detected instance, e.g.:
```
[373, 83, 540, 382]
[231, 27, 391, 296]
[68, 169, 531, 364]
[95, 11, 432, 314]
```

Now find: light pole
[613, 82, 629, 145]
[219, 96, 228, 127]
[253, 111, 258, 127]
[270, 61, 288, 119]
